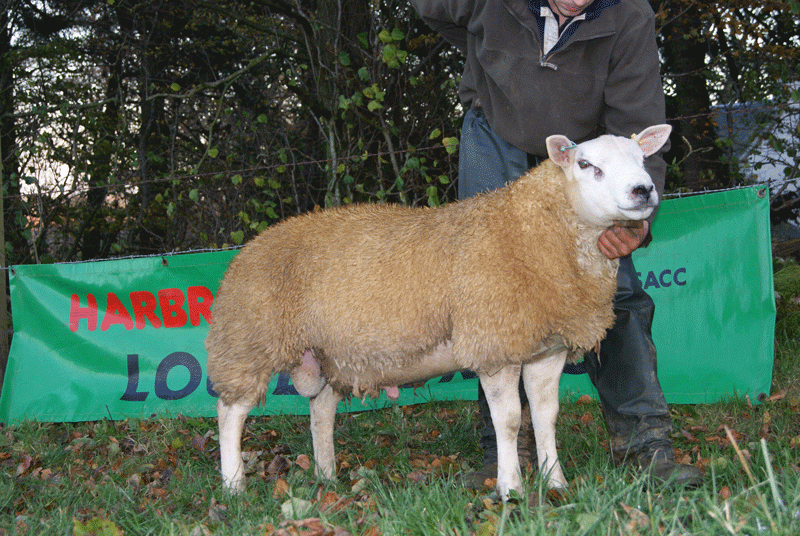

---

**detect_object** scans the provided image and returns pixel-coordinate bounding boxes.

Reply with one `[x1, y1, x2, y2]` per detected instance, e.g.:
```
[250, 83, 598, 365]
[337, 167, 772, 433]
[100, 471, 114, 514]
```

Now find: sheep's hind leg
[309, 383, 342, 480]
[521, 350, 569, 490]
[478, 365, 523, 499]
[218, 397, 256, 492]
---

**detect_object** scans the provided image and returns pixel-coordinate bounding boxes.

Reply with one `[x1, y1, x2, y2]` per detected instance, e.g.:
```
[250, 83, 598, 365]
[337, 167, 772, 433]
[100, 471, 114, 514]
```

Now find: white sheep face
[545, 125, 672, 228]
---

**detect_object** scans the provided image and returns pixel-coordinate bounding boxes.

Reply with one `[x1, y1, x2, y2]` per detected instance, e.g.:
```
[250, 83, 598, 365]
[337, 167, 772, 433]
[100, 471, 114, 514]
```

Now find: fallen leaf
[579, 412, 593, 425]
[766, 391, 786, 402]
[576, 512, 600, 531]
[351, 478, 369, 494]
[719, 486, 731, 500]
[271, 444, 292, 455]
[295, 454, 312, 471]
[15, 454, 33, 477]
[546, 488, 570, 503]
[620, 502, 649, 532]
[576, 394, 594, 405]
[281, 497, 313, 519]
[188, 524, 213, 536]
[281, 517, 327, 534]
[430, 456, 458, 474]
[476, 517, 497, 536]
[191, 430, 214, 452]
[681, 429, 698, 442]
[272, 478, 290, 498]
[209, 498, 227, 524]
[267, 454, 291, 477]
[406, 470, 427, 482]
[759, 410, 771, 437]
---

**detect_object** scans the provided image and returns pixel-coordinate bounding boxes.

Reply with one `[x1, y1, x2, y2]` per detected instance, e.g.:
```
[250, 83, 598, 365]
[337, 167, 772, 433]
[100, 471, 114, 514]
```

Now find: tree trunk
[656, 0, 729, 191]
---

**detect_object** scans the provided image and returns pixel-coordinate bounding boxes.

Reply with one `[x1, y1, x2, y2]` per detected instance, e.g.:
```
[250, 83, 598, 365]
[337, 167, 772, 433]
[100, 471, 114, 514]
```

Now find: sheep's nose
[632, 184, 653, 200]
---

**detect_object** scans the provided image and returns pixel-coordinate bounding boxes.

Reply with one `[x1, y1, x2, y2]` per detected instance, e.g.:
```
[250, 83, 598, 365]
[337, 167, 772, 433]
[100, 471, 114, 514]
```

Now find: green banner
[560, 186, 775, 403]
[0, 186, 775, 423]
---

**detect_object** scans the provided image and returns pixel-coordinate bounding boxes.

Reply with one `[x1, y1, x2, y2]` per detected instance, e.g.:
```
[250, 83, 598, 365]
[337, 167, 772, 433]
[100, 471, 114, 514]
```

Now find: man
[410, 0, 703, 487]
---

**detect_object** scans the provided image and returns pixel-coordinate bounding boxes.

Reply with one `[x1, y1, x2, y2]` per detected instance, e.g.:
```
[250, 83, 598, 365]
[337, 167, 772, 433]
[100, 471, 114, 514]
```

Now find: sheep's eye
[577, 160, 591, 170]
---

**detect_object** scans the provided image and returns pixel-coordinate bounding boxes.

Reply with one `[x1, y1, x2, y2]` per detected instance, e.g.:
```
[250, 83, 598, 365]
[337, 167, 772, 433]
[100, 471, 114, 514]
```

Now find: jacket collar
[502, 0, 619, 50]
[528, 0, 620, 22]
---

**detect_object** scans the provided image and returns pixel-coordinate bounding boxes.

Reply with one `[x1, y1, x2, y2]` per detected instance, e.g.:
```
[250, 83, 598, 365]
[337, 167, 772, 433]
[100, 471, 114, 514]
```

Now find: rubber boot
[583, 256, 702, 488]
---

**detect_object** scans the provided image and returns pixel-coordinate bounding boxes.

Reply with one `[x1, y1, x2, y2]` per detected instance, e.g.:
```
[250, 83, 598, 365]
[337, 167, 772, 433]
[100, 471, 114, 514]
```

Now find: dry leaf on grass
[273, 478, 291, 498]
[295, 454, 312, 471]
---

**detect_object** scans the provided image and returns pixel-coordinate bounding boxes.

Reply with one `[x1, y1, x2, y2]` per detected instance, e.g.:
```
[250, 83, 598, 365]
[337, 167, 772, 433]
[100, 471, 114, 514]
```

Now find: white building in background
[712, 86, 800, 239]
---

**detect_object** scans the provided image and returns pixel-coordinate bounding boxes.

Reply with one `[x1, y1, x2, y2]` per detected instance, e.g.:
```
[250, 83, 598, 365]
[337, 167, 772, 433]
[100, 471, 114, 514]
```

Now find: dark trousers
[461, 109, 673, 462]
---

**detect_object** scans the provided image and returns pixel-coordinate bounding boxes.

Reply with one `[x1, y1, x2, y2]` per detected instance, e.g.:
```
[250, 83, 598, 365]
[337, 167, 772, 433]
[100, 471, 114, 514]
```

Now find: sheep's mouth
[617, 205, 656, 219]
[620, 199, 659, 211]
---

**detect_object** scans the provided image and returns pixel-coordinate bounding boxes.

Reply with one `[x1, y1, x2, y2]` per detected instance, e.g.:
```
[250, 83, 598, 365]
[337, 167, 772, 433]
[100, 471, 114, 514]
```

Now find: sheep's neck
[575, 220, 619, 276]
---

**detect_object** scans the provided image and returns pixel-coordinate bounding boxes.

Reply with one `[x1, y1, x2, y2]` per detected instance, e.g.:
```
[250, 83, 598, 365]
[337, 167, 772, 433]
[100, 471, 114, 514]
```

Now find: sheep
[205, 125, 672, 499]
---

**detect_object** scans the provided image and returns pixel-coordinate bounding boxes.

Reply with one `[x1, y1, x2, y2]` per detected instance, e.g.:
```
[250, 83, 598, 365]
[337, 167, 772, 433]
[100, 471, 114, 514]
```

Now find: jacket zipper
[540, 16, 585, 70]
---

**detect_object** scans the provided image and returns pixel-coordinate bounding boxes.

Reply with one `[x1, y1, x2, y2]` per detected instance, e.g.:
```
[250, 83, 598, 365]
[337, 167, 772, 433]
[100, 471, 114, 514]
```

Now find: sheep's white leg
[308, 383, 342, 480]
[478, 365, 523, 499]
[521, 350, 569, 489]
[217, 397, 254, 492]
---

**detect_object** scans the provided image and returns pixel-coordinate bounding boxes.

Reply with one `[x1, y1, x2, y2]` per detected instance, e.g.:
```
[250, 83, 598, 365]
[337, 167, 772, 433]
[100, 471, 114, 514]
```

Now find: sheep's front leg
[521, 350, 569, 489]
[478, 365, 523, 499]
[218, 397, 255, 492]
[308, 383, 342, 480]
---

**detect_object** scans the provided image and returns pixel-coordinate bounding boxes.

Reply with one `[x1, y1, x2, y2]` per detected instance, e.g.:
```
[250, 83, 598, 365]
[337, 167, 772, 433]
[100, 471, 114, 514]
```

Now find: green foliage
[3, 0, 797, 261]
[774, 259, 800, 339]
[2, 0, 464, 261]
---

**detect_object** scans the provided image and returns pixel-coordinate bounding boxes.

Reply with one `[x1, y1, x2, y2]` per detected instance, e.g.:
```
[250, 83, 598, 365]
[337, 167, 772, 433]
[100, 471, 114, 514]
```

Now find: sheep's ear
[635, 125, 672, 157]
[546, 135, 576, 169]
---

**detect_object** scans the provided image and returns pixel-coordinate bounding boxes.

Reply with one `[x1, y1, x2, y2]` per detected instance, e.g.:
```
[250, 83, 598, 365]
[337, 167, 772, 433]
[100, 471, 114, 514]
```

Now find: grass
[2, 338, 799, 534]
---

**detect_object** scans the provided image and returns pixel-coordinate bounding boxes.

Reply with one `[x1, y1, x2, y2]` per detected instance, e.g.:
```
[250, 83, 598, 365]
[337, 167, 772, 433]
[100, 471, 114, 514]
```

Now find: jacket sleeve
[601, 1, 669, 202]
[410, 0, 471, 55]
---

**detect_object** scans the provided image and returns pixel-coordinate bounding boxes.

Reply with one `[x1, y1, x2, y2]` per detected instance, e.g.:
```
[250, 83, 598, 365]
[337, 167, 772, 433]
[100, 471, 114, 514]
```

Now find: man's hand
[597, 220, 650, 260]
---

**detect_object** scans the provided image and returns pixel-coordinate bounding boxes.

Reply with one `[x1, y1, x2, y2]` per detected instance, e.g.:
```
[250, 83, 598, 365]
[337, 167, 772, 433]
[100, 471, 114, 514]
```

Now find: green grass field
[2, 324, 799, 535]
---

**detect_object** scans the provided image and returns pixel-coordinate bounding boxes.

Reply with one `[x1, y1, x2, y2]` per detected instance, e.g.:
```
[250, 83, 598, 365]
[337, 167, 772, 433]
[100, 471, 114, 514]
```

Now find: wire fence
[0, 179, 789, 271]
[4, 100, 797, 203]
[1, 99, 796, 267]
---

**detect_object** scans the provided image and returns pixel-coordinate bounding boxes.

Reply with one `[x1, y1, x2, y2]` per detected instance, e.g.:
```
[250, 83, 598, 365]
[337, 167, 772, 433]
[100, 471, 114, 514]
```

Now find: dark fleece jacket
[411, 0, 669, 197]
